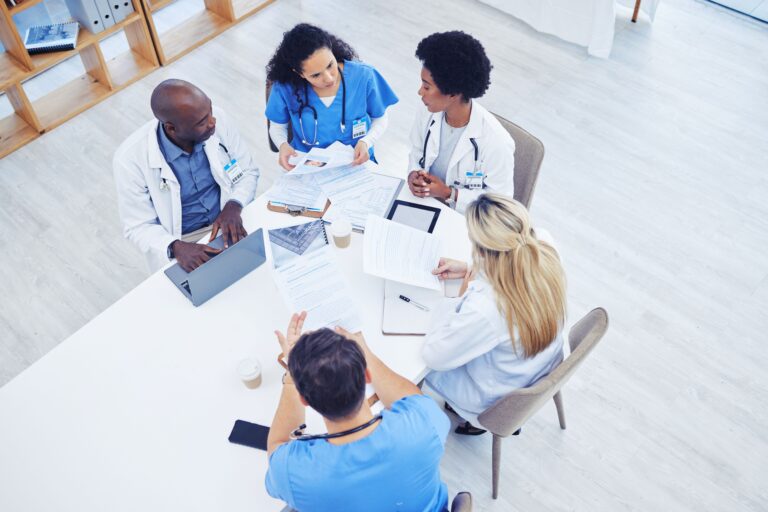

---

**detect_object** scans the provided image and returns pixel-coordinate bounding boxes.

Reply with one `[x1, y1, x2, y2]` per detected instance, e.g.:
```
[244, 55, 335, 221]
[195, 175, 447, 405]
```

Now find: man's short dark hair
[415, 31, 492, 101]
[288, 328, 367, 421]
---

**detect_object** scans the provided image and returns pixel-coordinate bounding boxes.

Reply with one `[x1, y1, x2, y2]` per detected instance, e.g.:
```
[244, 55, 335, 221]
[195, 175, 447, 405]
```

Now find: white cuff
[269, 122, 289, 148]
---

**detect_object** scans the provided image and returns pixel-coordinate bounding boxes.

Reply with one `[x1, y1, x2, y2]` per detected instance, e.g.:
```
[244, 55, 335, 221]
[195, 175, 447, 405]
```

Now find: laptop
[164, 228, 266, 307]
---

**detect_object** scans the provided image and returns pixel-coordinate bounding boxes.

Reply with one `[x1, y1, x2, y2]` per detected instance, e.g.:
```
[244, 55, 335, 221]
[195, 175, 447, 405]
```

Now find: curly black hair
[415, 31, 492, 101]
[266, 23, 358, 92]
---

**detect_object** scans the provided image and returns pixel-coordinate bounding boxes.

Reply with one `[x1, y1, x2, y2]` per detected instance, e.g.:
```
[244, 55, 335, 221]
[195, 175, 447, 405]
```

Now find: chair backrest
[491, 113, 544, 210]
[478, 308, 609, 437]
[451, 492, 473, 512]
[266, 80, 293, 152]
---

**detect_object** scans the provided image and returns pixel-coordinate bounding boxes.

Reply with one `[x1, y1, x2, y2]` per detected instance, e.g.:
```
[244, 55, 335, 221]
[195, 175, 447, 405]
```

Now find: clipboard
[267, 199, 331, 218]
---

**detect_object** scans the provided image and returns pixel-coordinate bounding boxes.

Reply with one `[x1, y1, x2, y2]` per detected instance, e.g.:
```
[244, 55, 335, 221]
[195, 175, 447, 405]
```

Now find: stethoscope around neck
[297, 66, 347, 147]
[418, 115, 480, 173]
[159, 142, 232, 191]
[290, 413, 382, 441]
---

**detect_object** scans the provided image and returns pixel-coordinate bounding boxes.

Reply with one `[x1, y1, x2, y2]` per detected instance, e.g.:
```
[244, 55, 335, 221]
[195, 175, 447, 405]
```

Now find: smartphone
[228, 420, 270, 450]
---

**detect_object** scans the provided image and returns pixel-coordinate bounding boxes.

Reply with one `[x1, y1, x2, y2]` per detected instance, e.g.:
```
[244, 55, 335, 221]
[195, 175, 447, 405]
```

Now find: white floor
[1, 0, 767, 510]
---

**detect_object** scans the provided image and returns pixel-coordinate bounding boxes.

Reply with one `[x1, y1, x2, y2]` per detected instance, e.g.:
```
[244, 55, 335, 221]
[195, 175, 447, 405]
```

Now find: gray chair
[477, 307, 609, 499]
[451, 491, 473, 511]
[491, 113, 544, 210]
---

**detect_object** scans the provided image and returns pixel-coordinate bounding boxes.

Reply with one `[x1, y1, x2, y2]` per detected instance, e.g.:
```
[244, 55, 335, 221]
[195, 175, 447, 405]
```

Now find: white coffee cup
[331, 218, 353, 248]
[237, 358, 262, 389]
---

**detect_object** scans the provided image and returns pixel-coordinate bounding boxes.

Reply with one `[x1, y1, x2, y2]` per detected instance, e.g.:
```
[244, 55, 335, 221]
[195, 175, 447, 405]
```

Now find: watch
[446, 186, 458, 209]
[167, 240, 177, 259]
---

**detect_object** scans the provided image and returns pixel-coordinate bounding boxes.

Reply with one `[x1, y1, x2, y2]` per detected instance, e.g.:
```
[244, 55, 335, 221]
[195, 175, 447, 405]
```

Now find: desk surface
[0, 167, 471, 512]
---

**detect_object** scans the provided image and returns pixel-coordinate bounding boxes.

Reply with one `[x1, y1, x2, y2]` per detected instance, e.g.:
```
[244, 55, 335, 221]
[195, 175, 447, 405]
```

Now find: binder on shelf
[23, 21, 79, 54]
[93, 0, 116, 29]
[64, 0, 104, 33]
[109, 0, 134, 23]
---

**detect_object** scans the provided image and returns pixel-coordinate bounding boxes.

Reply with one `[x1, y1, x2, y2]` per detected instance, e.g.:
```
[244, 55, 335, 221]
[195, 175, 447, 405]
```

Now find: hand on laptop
[172, 241, 222, 272]
[209, 201, 247, 248]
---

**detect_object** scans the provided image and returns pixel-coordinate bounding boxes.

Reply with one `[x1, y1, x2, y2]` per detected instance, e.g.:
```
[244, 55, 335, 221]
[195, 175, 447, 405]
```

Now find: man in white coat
[407, 31, 515, 214]
[114, 79, 259, 272]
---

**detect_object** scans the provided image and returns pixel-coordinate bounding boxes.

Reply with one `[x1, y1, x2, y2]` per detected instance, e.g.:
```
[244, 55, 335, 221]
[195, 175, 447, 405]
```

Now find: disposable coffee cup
[331, 218, 353, 249]
[237, 358, 262, 389]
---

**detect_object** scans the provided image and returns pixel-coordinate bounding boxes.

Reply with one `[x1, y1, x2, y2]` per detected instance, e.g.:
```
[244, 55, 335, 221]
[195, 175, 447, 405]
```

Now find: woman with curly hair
[266, 23, 398, 170]
[408, 31, 516, 214]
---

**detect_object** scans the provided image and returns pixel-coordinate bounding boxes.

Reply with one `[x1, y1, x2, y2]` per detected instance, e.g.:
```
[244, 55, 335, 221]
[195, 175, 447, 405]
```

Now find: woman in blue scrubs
[266, 23, 399, 170]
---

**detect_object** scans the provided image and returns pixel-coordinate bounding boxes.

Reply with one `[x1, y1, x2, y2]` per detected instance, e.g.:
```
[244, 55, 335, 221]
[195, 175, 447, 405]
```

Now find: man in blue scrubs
[266, 313, 450, 512]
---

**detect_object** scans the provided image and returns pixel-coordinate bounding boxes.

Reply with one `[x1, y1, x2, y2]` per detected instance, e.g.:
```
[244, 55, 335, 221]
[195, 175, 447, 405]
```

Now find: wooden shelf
[0, 51, 28, 89]
[157, 9, 230, 63]
[31, 72, 110, 130]
[28, 13, 142, 75]
[231, 0, 272, 21]
[0, 111, 39, 158]
[149, 0, 176, 12]
[106, 48, 154, 87]
[8, 0, 45, 15]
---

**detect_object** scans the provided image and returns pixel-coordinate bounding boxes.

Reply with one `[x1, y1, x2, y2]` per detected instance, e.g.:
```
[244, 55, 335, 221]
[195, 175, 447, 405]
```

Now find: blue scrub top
[265, 60, 398, 156]
[265, 394, 450, 512]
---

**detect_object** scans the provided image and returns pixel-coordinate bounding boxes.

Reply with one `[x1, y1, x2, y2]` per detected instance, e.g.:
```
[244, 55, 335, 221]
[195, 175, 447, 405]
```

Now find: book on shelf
[23, 21, 79, 54]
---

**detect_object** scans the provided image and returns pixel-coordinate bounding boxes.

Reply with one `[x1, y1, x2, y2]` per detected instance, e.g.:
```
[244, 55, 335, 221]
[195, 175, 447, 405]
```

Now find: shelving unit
[141, 0, 273, 65]
[0, 0, 159, 158]
[0, 0, 276, 158]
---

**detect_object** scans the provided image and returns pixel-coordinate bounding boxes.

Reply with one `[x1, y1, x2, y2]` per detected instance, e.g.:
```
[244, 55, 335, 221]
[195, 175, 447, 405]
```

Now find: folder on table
[64, 0, 104, 33]
[164, 228, 267, 307]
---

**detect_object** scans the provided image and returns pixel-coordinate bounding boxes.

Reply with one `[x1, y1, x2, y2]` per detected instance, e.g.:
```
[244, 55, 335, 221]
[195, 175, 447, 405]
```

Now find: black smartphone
[228, 420, 270, 450]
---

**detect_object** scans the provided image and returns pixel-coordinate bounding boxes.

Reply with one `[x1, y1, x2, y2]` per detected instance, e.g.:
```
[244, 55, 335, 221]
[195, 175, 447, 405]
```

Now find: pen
[399, 295, 430, 311]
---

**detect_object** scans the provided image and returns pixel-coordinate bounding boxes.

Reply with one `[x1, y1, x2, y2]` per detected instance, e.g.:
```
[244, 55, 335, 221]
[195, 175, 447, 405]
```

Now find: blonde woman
[423, 193, 567, 435]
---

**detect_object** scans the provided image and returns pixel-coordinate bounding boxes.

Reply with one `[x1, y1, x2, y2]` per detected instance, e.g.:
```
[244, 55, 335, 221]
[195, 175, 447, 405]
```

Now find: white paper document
[291, 144, 355, 175]
[269, 221, 362, 332]
[314, 163, 377, 203]
[267, 174, 327, 211]
[363, 215, 441, 290]
[324, 173, 404, 230]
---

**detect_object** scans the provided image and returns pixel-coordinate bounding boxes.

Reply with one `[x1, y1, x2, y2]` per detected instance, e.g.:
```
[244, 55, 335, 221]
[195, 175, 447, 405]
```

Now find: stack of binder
[64, 0, 135, 34]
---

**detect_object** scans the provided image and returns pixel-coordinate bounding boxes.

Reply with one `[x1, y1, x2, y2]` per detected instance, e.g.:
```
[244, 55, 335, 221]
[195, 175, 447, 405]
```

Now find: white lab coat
[408, 100, 516, 213]
[422, 231, 564, 426]
[113, 108, 259, 272]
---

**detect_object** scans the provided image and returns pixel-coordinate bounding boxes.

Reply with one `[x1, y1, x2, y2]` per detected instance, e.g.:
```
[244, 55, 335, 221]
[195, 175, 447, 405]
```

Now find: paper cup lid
[237, 358, 261, 379]
[332, 218, 353, 236]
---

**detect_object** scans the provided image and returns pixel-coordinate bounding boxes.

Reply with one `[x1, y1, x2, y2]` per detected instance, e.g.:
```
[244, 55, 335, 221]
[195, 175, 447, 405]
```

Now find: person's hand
[275, 311, 307, 362]
[352, 140, 370, 165]
[334, 326, 369, 355]
[458, 267, 477, 296]
[410, 170, 451, 199]
[432, 258, 469, 280]
[209, 201, 246, 248]
[278, 142, 297, 171]
[172, 240, 222, 272]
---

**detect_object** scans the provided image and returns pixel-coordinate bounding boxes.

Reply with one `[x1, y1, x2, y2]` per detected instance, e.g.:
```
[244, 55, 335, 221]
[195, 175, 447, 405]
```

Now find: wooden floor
[1, 0, 767, 509]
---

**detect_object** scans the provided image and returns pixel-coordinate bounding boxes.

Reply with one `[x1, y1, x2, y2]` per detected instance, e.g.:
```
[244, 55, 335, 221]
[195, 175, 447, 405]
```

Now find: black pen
[399, 295, 429, 311]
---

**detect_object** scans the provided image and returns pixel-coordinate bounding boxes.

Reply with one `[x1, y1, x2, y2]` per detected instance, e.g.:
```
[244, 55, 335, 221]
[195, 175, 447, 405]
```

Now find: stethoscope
[296, 66, 347, 146]
[419, 116, 481, 176]
[290, 414, 382, 441]
[160, 142, 232, 191]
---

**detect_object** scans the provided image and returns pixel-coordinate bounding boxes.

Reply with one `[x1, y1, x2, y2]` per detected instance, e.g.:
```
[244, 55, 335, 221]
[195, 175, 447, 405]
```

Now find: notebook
[24, 21, 79, 54]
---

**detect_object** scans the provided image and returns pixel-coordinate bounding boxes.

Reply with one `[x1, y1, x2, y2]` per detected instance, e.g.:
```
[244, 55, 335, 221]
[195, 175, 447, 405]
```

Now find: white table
[478, 0, 661, 58]
[0, 168, 471, 512]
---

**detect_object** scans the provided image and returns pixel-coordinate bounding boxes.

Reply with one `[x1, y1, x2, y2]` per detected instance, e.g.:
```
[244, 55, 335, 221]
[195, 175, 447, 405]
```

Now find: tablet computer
[386, 200, 441, 233]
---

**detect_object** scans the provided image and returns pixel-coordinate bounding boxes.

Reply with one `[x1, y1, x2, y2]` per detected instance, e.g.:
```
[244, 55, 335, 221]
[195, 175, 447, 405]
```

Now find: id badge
[224, 158, 245, 184]
[352, 118, 367, 139]
[465, 170, 485, 190]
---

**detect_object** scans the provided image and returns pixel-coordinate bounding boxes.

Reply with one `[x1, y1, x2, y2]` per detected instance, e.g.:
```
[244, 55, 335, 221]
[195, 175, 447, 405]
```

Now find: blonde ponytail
[466, 194, 566, 357]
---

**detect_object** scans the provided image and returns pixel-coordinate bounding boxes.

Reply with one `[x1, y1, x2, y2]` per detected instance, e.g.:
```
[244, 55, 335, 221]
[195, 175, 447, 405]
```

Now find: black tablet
[386, 200, 441, 233]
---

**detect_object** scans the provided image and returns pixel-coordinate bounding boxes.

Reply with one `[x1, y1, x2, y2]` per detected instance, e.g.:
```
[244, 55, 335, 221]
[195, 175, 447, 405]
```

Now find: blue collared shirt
[157, 124, 221, 234]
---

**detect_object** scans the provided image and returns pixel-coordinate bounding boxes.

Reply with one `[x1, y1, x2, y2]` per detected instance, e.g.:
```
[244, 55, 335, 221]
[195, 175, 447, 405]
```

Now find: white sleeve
[268, 121, 289, 148]
[360, 111, 388, 149]
[216, 110, 260, 207]
[421, 288, 503, 371]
